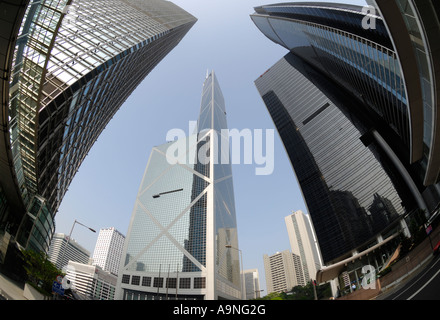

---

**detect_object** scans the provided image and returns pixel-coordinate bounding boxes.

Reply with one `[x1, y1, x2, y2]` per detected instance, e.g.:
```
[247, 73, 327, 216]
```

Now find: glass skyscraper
[255, 52, 409, 269]
[250, 2, 439, 284]
[116, 71, 241, 300]
[0, 0, 196, 258]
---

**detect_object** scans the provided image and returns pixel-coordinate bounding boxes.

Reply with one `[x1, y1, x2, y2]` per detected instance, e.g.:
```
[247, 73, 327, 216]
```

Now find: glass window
[121, 274, 130, 284]
[179, 278, 191, 289]
[194, 277, 206, 289]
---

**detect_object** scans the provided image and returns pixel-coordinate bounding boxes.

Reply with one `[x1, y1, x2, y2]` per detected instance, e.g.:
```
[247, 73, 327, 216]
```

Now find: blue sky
[55, 0, 367, 295]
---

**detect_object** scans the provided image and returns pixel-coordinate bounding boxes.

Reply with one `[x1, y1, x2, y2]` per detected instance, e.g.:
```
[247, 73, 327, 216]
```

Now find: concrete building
[116, 71, 240, 300]
[47, 233, 90, 270]
[285, 210, 322, 283]
[242, 269, 261, 300]
[263, 250, 301, 294]
[92, 227, 125, 276]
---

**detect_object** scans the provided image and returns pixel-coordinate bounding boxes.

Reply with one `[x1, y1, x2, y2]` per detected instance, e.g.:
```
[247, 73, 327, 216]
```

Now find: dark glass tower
[250, 2, 440, 278]
[0, 0, 196, 256]
[255, 52, 410, 266]
[117, 71, 241, 300]
[252, 1, 440, 287]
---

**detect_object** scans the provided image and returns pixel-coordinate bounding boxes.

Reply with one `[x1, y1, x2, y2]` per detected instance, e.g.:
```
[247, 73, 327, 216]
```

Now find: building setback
[116, 71, 240, 300]
[0, 0, 196, 264]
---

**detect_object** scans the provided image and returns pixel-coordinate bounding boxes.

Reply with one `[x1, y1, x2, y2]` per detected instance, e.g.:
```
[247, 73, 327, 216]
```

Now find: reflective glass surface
[120, 72, 240, 299]
[251, 9, 410, 152]
[255, 54, 415, 263]
[8, 0, 197, 218]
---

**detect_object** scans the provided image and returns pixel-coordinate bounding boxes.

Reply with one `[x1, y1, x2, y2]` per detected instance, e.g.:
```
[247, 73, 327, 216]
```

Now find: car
[434, 240, 440, 256]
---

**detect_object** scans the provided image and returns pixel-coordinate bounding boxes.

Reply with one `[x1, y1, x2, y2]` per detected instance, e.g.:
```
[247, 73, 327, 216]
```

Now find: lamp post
[61, 219, 96, 269]
[225, 244, 244, 300]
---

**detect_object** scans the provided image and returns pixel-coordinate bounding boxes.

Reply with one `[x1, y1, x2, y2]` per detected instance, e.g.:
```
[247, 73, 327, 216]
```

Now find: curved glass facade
[251, 5, 411, 158]
[370, 0, 440, 188]
[255, 53, 413, 264]
[5, 0, 196, 252]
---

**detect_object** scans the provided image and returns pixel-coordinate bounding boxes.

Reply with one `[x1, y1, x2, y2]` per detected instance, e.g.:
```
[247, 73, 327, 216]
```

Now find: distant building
[92, 228, 125, 276]
[65, 261, 117, 300]
[285, 211, 322, 283]
[263, 250, 301, 294]
[48, 233, 90, 270]
[242, 269, 261, 300]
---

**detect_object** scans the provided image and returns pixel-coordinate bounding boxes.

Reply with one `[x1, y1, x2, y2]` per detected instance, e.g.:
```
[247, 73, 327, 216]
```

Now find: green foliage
[21, 249, 62, 295]
[254, 281, 332, 300]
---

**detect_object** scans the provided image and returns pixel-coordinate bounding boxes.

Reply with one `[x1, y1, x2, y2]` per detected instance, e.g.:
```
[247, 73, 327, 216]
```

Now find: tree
[21, 249, 62, 295]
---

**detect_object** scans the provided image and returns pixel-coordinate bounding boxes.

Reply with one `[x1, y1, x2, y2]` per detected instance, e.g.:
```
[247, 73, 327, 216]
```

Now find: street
[383, 255, 440, 300]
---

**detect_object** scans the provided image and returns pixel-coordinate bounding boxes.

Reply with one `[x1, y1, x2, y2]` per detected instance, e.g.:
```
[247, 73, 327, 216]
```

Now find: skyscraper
[65, 261, 118, 300]
[116, 71, 240, 300]
[285, 211, 321, 283]
[252, 2, 438, 284]
[255, 51, 409, 267]
[367, 0, 440, 188]
[0, 0, 196, 260]
[263, 250, 301, 294]
[251, 3, 431, 212]
[48, 233, 90, 270]
[92, 227, 125, 276]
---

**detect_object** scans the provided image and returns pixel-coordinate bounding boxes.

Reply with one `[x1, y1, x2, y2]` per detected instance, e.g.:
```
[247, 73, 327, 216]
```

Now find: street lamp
[152, 188, 183, 198]
[61, 219, 96, 269]
[225, 244, 244, 300]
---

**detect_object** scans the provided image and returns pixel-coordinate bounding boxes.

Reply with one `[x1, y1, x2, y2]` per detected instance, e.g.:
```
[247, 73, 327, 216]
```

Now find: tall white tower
[92, 227, 126, 276]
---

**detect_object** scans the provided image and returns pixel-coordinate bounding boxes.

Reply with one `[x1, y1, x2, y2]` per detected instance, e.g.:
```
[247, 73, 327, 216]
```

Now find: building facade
[116, 71, 241, 300]
[251, 3, 440, 285]
[250, 2, 440, 213]
[0, 0, 196, 260]
[66, 261, 117, 300]
[263, 250, 301, 294]
[92, 227, 125, 276]
[242, 269, 261, 300]
[48, 232, 90, 270]
[367, 0, 440, 189]
[255, 51, 410, 268]
[285, 210, 321, 283]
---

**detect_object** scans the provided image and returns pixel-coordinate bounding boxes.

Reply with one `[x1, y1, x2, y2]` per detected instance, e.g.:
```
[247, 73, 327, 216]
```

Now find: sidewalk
[0, 272, 26, 300]
[374, 253, 435, 300]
